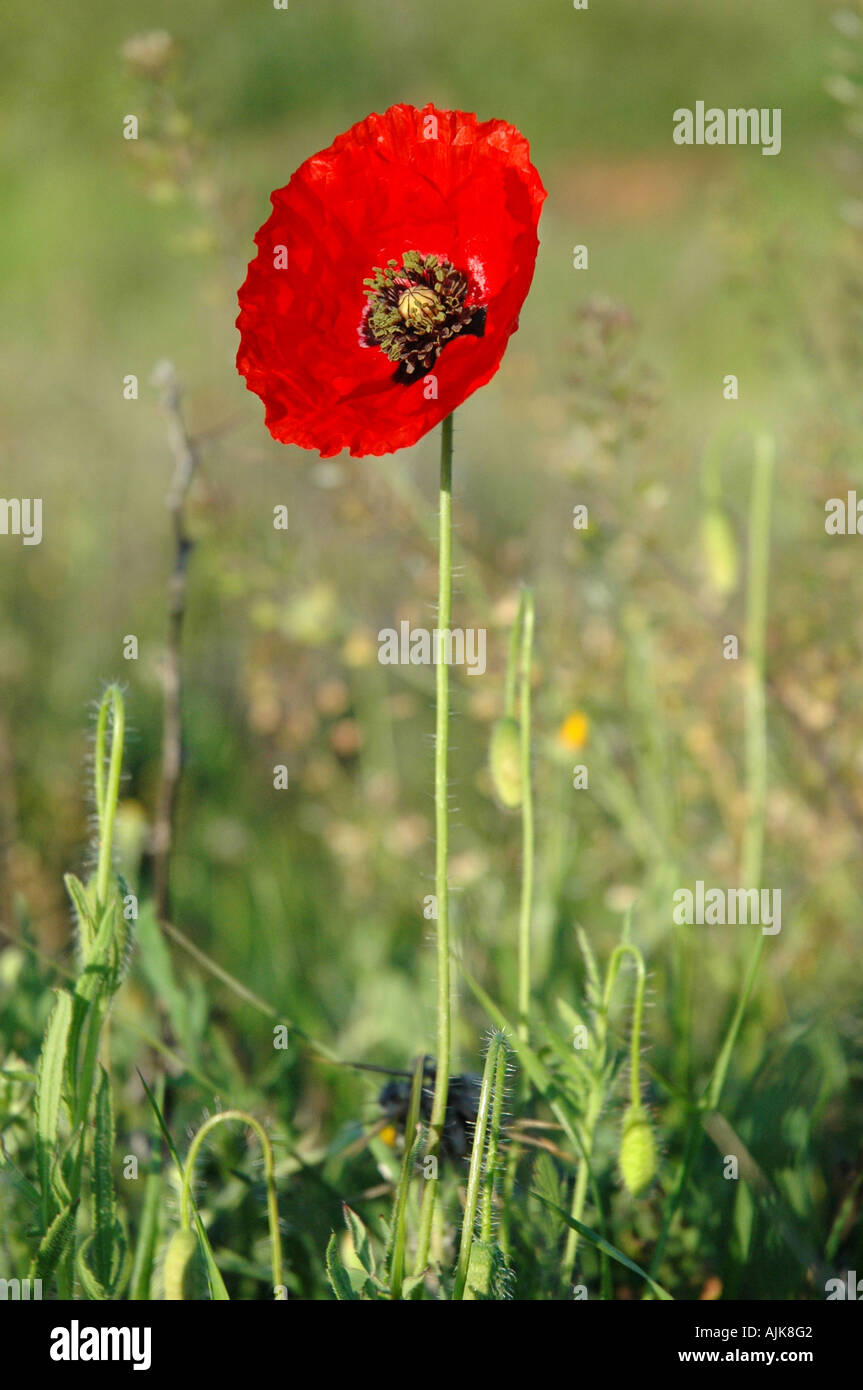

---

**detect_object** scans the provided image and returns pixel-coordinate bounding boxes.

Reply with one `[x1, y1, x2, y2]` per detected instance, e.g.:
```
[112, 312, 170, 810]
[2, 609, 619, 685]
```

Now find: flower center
[363, 250, 486, 382]
[397, 284, 441, 327]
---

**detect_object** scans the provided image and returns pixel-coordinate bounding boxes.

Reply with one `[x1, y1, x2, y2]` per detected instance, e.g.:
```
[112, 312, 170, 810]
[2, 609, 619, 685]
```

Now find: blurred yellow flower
[342, 628, 376, 668]
[558, 710, 589, 751]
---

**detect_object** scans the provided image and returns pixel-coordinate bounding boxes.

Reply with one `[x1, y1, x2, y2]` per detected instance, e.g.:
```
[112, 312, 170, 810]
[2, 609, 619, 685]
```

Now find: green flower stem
[94, 685, 125, 911]
[705, 430, 773, 1109]
[503, 597, 521, 719]
[179, 1109, 284, 1298]
[414, 413, 454, 1276]
[454, 1033, 504, 1299]
[517, 588, 535, 1041]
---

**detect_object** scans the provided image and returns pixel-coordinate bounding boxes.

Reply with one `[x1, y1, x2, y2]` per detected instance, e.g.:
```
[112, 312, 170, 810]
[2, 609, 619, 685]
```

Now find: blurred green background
[2, 0, 862, 1298]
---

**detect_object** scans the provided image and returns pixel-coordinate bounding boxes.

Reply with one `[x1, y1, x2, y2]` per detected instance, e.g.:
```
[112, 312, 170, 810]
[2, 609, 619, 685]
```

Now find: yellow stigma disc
[397, 285, 440, 327]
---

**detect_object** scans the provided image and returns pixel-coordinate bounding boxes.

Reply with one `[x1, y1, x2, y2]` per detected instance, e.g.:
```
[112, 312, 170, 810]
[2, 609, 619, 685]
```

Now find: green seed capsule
[489, 718, 522, 808]
[619, 1104, 657, 1196]
[163, 1227, 199, 1301]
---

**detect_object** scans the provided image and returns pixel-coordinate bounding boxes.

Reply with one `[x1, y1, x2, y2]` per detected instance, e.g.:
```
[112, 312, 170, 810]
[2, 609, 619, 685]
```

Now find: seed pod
[489, 717, 522, 808]
[619, 1104, 657, 1196]
[163, 1227, 199, 1301]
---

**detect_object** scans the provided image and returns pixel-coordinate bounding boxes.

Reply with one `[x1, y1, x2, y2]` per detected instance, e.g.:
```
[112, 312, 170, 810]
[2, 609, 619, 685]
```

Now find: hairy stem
[414, 413, 454, 1276]
[95, 686, 125, 910]
[517, 588, 535, 1041]
[152, 361, 200, 921]
[180, 1109, 283, 1298]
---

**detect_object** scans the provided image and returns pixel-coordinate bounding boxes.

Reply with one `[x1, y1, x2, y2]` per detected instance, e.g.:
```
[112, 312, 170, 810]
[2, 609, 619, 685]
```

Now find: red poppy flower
[236, 103, 546, 458]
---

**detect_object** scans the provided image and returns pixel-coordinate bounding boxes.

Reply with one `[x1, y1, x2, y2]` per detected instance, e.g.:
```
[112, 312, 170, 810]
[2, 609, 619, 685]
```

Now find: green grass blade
[387, 1053, 425, 1298]
[129, 1077, 165, 1300]
[529, 1190, 673, 1300]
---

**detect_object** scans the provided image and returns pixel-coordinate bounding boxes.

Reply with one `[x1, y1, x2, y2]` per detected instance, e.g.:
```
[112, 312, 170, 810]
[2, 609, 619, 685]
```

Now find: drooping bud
[618, 1104, 657, 1196]
[700, 507, 738, 596]
[489, 717, 522, 808]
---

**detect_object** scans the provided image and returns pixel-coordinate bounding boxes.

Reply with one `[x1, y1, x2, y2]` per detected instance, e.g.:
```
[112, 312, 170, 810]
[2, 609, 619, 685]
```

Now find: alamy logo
[672, 881, 781, 935]
[50, 1321, 151, 1371]
[0, 497, 42, 545]
[825, 1270, 863, 1300]
[825, 492, 863, 534]
[673, 103, 781, 157]
[0, 1277, 42, 1299]
[378, 620, 486, 676]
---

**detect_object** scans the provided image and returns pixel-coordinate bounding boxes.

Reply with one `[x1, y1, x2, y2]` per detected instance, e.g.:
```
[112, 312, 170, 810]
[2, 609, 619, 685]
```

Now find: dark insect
[327, 1055, 567, 1182]
[343, 1057, 483, 1163]
[378, 1062, 483, 1163]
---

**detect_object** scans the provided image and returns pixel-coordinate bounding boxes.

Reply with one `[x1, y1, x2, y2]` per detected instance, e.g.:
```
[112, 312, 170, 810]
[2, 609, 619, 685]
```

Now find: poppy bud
[163, 1228, 199, 1300]
[619, 1104, 657, 1196]
[701, 507, 738, 596]
[489, 717, 522, 808]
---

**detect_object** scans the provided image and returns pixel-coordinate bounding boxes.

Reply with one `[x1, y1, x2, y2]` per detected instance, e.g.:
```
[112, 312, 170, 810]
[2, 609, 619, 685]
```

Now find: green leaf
[399, 1273, 427, 1300]
[29, 1200, 79, 1283]
[576, 927, 602, 1010]
[0, 1066, 37, 1084]
[75, 897, 118, 1002]
[463, 1239, 511, 1301]
[326, 1232, 358, 1301]
[555, 995, 590, 1037]
[77, 1233, 110, 1300]
[541, 1025, 594, 1091]
[0, 1152, 41, 1211]
[36, 990, 73, 1201]
[68, 899, 120, 1123]
[531, 1152, 565, 1243]
[64, 872, 95, 956]
[343, 1203, 375, 1277]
